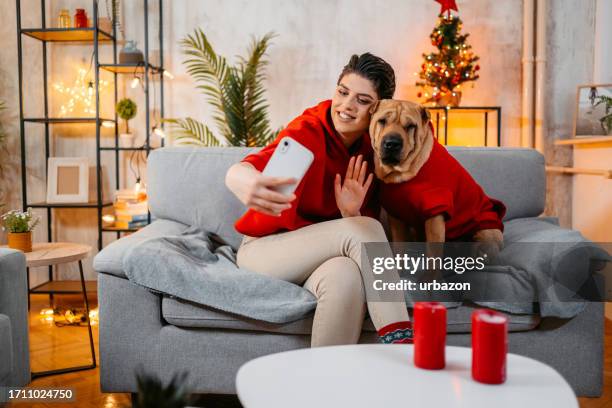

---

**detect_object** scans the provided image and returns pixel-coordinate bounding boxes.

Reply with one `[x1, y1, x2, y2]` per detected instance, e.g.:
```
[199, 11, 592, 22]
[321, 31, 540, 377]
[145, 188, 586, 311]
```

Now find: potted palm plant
[165, 29, 279, 147]
[1, 208, 39, 252]
[116, 98, 137, 147]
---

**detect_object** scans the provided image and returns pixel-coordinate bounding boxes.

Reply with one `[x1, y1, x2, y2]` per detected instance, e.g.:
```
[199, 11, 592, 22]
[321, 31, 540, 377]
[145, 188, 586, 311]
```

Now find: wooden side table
[4, 242, 97, 378]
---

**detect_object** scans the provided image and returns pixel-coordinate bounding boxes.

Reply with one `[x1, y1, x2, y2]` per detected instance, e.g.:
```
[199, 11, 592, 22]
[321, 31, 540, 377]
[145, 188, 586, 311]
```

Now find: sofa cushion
[162, 297, 540, 335]
[94, 219, 188, 278]
[0, 314, 13, 385]
[147, 147, 252, 250]
[446, 147, 545, 221]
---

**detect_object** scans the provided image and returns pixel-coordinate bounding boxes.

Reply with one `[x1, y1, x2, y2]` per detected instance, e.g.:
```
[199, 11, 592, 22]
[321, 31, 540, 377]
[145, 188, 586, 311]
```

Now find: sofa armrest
[94, 219, 188, 278]
[0, 249, 30, 386]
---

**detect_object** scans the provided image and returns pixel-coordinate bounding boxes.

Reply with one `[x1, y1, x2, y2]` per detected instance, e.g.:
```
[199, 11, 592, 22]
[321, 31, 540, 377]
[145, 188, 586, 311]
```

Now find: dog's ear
[420, 106, 431, 125]
[369, 100, 380, 115]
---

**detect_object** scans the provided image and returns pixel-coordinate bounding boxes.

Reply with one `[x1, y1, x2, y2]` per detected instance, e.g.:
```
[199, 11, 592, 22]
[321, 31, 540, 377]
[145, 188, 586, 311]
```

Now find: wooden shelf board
[555, 136, 612, 146]
[102, 225, 143, 232]
[22, 28, 114, 42]
[99, 63, 161, 74]
[545, 166, 612, 178]
[30, 280, 97, 294]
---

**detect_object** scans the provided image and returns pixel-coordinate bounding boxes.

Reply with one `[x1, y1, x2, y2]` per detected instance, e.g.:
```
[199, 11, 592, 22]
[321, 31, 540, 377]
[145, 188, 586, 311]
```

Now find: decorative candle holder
[414, 302, 447, 370]
[471, 309, 508, 384]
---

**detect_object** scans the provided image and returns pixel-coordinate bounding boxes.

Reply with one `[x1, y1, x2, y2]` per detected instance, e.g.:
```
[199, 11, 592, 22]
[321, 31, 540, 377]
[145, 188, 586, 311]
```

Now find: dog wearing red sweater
[369, 99, 505, 250]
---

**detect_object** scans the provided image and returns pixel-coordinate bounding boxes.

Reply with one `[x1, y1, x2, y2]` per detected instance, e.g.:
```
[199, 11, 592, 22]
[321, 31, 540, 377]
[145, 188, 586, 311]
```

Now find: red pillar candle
[471, 309, 508, 384]
[413, 302, 447, 370]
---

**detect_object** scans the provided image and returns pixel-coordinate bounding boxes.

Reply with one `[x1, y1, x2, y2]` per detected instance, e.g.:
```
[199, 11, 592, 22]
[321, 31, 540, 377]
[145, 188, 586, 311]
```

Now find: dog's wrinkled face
[369, 99, 433, 183]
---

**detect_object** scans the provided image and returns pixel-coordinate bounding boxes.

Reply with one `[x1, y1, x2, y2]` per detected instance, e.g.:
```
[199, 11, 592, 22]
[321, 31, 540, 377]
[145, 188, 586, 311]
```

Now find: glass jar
[58, 9, 71, 28]
[74, 9, 88, 28]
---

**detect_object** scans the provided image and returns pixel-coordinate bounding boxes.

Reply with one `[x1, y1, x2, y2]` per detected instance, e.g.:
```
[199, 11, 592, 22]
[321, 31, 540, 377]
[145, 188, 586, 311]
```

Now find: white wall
[133, 0, 523, 147]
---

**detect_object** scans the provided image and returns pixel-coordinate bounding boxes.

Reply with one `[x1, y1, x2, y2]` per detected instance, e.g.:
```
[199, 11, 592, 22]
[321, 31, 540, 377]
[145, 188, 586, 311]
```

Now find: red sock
[378, 321, 413, 344]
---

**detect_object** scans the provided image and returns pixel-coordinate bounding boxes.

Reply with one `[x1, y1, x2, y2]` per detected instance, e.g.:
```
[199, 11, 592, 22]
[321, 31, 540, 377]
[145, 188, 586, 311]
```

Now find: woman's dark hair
[337, 53, 396, 99]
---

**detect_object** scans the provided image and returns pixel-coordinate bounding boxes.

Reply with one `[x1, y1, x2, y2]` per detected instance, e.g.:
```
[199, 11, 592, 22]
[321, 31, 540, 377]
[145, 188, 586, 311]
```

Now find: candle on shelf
[471, 309, 508, 384]
[413, 302, 447, 370]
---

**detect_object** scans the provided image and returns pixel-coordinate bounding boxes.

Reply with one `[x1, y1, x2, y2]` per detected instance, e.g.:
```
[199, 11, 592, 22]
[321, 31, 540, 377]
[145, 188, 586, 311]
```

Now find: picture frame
[573, 84, 612, 137]
[46, 157, 89, 203]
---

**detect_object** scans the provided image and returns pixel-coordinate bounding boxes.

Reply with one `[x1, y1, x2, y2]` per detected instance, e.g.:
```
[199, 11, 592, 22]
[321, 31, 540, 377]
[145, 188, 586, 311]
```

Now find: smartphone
[262, 136, 314, 196]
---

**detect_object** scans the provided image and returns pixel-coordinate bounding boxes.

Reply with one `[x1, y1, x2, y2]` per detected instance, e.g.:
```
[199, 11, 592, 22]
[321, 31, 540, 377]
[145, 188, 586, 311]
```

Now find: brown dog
[369, 99, 505, 251]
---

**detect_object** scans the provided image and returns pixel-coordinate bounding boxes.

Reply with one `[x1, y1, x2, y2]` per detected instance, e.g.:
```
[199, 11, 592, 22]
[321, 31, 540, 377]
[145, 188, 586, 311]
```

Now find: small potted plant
[1, 208, 40, 252]
[594, 95, 612, 135]
[116, 98, 137, 147]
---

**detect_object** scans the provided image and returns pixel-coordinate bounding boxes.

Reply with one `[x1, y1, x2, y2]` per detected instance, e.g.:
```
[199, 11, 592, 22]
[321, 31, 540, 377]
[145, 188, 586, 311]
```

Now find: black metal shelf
[100, 146, 150, 151]
[28, 201, 113, 209]
[427, 106, 502, 147]
[24, 117, 115, 124]
[16, 0, 165, 254]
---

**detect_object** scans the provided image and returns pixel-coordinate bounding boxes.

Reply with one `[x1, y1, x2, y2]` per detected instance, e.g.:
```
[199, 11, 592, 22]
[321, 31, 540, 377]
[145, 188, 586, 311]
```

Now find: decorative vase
[119, 41, 144, 64]
[438, 91, 462, 107]
[7, 231, 32, 253]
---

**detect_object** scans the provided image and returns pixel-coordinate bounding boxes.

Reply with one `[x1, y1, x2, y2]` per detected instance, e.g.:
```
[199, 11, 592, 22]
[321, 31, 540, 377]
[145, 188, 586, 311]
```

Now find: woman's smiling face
[331, 73, 378, 147]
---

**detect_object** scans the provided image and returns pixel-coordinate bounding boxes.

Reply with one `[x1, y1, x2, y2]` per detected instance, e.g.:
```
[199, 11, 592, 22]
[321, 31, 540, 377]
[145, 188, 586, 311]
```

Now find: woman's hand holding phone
[334, 155, 374, 218]
[226, 162, 296, 217]
[245, 173, 297, 217]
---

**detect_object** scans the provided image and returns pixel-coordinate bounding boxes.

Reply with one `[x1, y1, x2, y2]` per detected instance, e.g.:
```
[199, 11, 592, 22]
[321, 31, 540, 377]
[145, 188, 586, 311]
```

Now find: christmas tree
[416, 13, 480, 107]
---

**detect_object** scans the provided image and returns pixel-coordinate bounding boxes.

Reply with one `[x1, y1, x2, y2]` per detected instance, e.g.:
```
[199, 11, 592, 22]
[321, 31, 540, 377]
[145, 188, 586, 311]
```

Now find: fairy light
[101, 120, 114, 128]
[54, 67, 109, 116]
[153, 126, 166, 139]
[162, 69, 174, 80]
[130, 77, 141, 89]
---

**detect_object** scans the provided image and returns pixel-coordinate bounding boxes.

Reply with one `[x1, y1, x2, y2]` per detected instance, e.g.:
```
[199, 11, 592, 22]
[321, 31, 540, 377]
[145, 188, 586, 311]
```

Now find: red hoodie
[380, 136, 506, 240]
[234, 100, 380, 237]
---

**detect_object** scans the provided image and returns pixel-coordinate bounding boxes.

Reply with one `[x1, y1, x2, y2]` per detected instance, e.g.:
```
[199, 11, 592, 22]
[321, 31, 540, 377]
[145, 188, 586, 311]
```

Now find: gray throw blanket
[124, 219, 609, 323]
[124, 227, 316, 324]
[475, 217, 611, 318]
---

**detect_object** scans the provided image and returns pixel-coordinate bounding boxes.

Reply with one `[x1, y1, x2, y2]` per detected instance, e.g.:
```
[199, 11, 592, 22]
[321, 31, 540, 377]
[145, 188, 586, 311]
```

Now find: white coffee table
[236, 344, 577, 408]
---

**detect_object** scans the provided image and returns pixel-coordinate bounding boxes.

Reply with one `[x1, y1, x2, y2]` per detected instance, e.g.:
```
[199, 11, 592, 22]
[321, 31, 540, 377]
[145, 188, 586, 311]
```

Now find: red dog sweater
[380, 136, 506, 240]
[234, 100, 380, 237]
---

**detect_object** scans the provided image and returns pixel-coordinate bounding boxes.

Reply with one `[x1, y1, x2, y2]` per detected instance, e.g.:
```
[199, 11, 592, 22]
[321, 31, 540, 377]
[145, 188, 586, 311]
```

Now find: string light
[152, 126, 166, 139]
[101, 120, 114, 128]
[130, 77, 141, 89]
[53, 67, 108, 116]
[162, 70, 174, 80]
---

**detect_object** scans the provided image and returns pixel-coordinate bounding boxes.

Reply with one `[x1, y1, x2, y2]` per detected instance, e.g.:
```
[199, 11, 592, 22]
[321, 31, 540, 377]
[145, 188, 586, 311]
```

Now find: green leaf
[163, 117, 221, 146]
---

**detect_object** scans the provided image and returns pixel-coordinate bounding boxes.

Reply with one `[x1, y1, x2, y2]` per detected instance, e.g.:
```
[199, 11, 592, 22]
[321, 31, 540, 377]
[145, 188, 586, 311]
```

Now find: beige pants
[237, 216, 409, 347]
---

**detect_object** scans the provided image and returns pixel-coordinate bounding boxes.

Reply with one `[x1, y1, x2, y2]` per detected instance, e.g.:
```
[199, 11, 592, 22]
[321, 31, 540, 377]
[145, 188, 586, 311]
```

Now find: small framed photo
[46, 157, 89, 203]
[574, 84, 612, 137]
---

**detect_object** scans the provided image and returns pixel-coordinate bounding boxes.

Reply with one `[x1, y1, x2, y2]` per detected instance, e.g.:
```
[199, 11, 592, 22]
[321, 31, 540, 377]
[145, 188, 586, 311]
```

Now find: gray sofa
[94, 147, 603, 398]
[0, 248, 30, 388]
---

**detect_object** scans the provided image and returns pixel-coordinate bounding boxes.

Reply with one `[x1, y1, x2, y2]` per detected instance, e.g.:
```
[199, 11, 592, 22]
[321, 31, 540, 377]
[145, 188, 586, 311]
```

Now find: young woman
[225, 53, 412, 347]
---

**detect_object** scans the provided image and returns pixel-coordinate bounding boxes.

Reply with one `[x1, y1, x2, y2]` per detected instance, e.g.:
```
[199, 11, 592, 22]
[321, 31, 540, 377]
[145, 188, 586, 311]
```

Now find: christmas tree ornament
[435, 0, 458, 17]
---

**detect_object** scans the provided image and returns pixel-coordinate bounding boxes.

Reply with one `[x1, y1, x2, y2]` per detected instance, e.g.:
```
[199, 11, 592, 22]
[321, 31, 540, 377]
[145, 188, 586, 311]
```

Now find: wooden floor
[7, 294, 612, 407]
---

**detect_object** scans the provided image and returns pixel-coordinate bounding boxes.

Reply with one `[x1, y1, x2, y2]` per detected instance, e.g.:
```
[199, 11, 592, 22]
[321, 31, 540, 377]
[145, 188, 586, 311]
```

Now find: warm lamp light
[163, 70, 174, 80]
[153, 126, 166, 139]
[130, 77, 141, 89]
